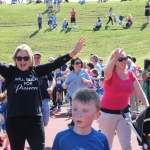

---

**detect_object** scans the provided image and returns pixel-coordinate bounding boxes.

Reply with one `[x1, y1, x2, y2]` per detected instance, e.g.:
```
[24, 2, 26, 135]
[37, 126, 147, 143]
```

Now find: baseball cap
[33, 51, 41, 57]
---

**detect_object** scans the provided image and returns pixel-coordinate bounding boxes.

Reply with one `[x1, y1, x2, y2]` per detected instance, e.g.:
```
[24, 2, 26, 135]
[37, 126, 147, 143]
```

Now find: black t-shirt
[39, 72, 54, 100]
[0, 54, 71, 117]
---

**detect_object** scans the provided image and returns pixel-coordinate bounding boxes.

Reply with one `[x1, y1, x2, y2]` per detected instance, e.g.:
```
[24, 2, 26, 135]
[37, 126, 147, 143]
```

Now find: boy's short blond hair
[72, 88, 100, 111]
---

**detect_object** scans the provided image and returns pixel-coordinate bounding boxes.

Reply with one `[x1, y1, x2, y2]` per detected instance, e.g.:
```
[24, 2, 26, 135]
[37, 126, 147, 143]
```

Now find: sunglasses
[75, 62, 82, 65]
[99, 60, 103, 61]
[117, 57, 128, 62]
[15, 56, 30, 61]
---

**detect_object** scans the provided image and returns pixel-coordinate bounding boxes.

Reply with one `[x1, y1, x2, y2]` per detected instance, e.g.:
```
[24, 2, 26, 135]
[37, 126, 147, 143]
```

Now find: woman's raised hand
[69, 38, 86, 58]
[74, 38, 86, 54]
[113, 45, 123, 60]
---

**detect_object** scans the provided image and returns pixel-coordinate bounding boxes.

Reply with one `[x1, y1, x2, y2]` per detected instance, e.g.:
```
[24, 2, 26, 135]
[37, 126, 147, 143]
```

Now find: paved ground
[0, 106, 143, 150]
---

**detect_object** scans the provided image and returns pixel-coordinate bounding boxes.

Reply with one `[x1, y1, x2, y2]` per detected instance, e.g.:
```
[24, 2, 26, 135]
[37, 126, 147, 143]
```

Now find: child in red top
[70, 8, 77, 28]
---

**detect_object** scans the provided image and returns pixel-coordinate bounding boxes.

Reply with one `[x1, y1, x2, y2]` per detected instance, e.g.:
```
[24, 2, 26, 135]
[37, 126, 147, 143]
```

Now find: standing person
[70, 8, 77, 28]
[98, 47, 149, 149]
[33, 51, 56, 126]
[145, 2, 150, 23]
[0, 91, 10, 150]
[0, 38, 86, 150]
[63, 57, 92, 115]
[37, 12, 42, 29]
[51, 88, 110, 150]
[91, 54, 101, 75]
[48, 13, 53, 29]
[142, 59, 150, 104]
[52, 67, 64, 113]
[57, 0, 61, 11]
[106, 7, 114, 26]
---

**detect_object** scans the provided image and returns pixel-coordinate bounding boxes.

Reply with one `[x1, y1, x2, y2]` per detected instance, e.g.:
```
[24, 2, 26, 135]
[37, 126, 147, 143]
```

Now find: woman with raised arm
[0, 38, 85, 150]
[98, 47, 149, 150]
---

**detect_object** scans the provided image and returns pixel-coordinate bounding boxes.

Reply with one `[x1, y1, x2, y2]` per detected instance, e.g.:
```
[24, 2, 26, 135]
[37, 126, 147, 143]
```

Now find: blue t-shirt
[56, 71, 63, 85]
[97, 87, 104, 99]
[51, 127, 110, 150]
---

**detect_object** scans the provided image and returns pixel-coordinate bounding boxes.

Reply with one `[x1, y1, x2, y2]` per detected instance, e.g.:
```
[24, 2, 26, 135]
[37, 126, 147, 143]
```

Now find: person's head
[82, 60, 88, 70]
[128, 14, 132, 19]
[132, 57, 136, 63]
[33, 51, 41, 66]
[98, 17, 100, 20]
[87, 62, 94, 71]
[72, 88, 100, 129]
[91, 54, 99, 63]
[110, 7, 112, 11]
[12, 44, 34, 71]
[69, 57, 83, 71]
[146, 2, 149, 6]
[126, 58, 132, 67]
[91, 68, 99, 76]
[99, 77, 104, 88]
[48, 57, 55, 63]
[144, 59, 150, 70]
[63, 18, 67, 23]
[90, 54, 93, 61]
[126, 55, 133, 61]
[107, 49, 127, 71]
[98, 57, 104, 65]
[0, 90, 7, 104]
[72, 8, 74, 11]
[56, 67, 61, 73]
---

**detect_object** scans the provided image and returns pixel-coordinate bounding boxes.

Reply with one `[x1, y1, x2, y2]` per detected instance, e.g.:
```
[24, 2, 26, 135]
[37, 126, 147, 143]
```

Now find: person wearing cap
[33, 51, 56, 126]
[91, 54, 102, 75]
[62, 18, 68, 30]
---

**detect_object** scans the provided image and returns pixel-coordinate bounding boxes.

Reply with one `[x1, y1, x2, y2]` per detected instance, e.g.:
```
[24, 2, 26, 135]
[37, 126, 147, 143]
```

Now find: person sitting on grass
[53, 21, 58, 29]
[93, 17, 102, 31]
[62, 18, 68, 30]
[78, 0, 85, 5]
[123, 14, 133, 28]
[51, 88, 110, 150]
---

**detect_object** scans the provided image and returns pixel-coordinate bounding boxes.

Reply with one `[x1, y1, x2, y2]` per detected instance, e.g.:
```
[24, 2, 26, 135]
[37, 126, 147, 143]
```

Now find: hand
[47, 87, 53, 95]
[113, 46, 123, 61]
[82, 78, 88, 84]
[73, 38, 86, 54]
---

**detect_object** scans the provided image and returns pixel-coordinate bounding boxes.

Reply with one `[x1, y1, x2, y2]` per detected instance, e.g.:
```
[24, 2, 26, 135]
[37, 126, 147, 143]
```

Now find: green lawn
[0, 0, 150, 67]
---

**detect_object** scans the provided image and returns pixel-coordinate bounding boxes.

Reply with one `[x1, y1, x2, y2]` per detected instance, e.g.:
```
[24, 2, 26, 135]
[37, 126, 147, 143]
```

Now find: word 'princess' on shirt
[0, 54, 71, 117]
[101, 70, 136, 110]
[51, 127, 110, 150]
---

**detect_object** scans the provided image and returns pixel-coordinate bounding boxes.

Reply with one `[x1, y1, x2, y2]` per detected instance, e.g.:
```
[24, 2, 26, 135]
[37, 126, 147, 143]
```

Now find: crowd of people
[0, 40, 150, 150]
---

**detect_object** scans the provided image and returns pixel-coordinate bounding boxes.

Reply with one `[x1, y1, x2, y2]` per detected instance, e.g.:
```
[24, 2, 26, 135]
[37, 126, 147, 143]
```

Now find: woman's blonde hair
[12, 44, 34, 67]
[82, 60, 88, 69]
[127, 58, 132, 66]
[127, 14, 132, 19]
[0, 90, 7, 103]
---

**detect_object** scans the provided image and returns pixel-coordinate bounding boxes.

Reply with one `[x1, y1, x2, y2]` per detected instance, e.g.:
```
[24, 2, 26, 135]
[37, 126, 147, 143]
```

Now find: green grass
[0, 0, 150, 67]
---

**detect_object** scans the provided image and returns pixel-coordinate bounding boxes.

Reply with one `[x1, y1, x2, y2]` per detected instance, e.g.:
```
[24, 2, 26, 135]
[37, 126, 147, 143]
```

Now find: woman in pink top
[98, 47, 149, 149]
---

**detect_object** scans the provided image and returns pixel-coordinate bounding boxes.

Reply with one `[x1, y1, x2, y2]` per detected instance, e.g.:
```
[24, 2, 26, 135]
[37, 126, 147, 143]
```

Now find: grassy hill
[0, 0, 150, 67]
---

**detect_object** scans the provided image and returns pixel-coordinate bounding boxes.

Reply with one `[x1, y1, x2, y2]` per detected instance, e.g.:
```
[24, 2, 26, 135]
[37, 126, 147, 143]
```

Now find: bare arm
[104, 48, 123, 80]
[133, 79, 149, 108]
[47, 78, 56, 95]
[142, 73, 148, 83]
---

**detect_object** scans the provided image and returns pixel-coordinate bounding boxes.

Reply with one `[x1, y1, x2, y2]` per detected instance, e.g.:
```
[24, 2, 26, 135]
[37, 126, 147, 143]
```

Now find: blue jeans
[42, 99, 50, 126]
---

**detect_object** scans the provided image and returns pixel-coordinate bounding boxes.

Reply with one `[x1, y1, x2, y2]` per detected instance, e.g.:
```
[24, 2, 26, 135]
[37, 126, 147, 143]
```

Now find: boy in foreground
[51, 88, 110, 150]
